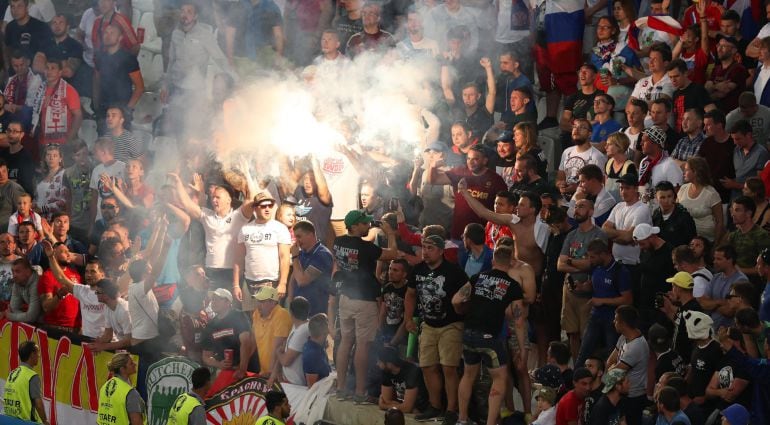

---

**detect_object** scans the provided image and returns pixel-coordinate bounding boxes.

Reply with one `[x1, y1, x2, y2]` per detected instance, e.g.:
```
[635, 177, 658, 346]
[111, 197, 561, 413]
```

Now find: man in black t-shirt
[648, 323, 686, 381]
[453, 244, 523, 425]
[377, 346, 427, 413]
[0, 120, 35, 195]
[4, 0, 53, 65]
[559, 64, 602, 149]
[331, 209, 399, 402]
[93, 23, 143, 118]
[668, 59, 715, 134]
[684, 311, 723, 406]
[200, 288, 259, 379]
[404, 234, 468, 422]
[661, 272, 704, 363]
[42, 14, 89, 96]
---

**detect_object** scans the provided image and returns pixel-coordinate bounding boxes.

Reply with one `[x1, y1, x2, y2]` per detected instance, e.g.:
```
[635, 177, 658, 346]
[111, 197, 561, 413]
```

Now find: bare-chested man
[458, 182, 549, 278]
[495, 236, 536, 418]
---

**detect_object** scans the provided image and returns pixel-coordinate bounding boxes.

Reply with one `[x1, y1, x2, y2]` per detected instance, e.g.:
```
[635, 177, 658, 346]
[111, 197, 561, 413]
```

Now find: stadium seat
[79, 119, 98, 148]
[537, 135, 556, 174]
[138, 12, 162, 54]
[132, 92, 162, 133]
[133, 0, 154, 13]
[131, 7, 140, 29]
[138, 49, 164, 89]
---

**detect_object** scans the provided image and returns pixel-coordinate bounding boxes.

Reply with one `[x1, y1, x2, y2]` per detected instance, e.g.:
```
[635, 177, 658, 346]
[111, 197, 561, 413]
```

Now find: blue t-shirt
[591, 119, 622, 144]
[293, 241, 334, 315]
[302, 339, 331, 380]
[761, 281, 770, 322]
[590, 260, 630, 319]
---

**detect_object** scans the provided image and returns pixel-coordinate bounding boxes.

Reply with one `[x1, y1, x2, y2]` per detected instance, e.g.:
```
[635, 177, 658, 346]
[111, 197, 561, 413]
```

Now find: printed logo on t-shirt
[474, 274, 510, 301]
[335, 246, 359, 272]
[322, 158, 344, 175]
[243, 231, 272, 244]
[415, 273, 447, 320]
[212, 328, 235, 339]
[383, 290, 405, 325]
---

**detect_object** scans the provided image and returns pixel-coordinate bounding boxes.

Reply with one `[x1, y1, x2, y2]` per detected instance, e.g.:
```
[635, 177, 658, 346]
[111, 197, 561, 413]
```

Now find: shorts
[419, 322, 463, 367]
[339, 295, 379, 343]
[462, 329, 508, 369]
[534, 44, 578, 96]
[561, 285, 592, 334]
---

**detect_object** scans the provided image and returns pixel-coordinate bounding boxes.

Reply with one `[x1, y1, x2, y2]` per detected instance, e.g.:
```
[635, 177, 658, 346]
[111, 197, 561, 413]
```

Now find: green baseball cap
[344, 210, 373, 228]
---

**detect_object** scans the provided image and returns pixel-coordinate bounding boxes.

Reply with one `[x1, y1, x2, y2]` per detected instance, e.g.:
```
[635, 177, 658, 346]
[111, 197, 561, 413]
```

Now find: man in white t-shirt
[89, 137, 125, 222]
[602, 173, 652, 266]
[638, 126, 683, 207]
[235, 192, 292, 312]
[93, 278, 132, 352]
[42, 239, 106, 339]
[169, 172, 253, 292]
[631, 44, 674, 109]
[274, 297, 310, 386]
[557, 119, 608, 198]
[318, 146, 362, 242]
[127, 228, 172, 363]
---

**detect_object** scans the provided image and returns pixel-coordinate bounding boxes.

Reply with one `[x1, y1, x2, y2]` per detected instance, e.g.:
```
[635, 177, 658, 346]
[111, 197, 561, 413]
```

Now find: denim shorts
[462, 329, 508, 369]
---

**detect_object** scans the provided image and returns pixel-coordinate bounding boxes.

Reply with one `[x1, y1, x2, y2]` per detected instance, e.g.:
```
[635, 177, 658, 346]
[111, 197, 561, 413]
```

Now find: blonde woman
[604, 132, 637, 197]
[677, 157, 724, 242]
[97, 353, 145, 425]
[513, 122, 547, 178]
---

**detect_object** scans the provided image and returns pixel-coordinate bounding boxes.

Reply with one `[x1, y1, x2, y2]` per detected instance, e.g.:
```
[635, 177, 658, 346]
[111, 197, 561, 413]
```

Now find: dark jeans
[625, 394, 649, 425]
[576, 313, 619, 368]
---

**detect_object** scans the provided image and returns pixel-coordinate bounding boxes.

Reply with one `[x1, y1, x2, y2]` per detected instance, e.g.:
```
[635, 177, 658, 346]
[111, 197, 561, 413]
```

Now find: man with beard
[560, 64, 601, 149]
[705, 36, 748, 112]
[557, 119, 607, 200]
[509, 155, 550, 197]
[589, 369, 629, 425]
[43, 240, 105, 340]
[558, 199, 608, 361]
[494, 131, 516, 187]
[427, 144, 507, 241]
[495, 51, 533, 126]
[38, 242, 81, 335]
[0, 121, 35, 195]
[568, 164, 616, 226]
[404, 234, 468, 423]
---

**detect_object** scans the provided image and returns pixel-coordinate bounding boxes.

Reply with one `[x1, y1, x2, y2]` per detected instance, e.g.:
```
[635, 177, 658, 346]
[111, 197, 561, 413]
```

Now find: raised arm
[167, 173, 202, 219]
[42, 240, 76, 292]
[311, 155, 332, 206]
[458, 179, 517, 226]
[481, 57, 495, 114]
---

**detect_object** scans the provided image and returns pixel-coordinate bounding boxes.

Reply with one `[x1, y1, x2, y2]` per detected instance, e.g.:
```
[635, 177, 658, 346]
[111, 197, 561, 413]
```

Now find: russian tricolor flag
[726, 0, 762, 40]
[544, 0, 584, 74]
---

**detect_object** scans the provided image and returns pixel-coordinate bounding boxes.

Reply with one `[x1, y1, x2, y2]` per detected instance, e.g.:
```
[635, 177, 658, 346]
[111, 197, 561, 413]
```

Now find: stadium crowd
[2, 0, 770, 424]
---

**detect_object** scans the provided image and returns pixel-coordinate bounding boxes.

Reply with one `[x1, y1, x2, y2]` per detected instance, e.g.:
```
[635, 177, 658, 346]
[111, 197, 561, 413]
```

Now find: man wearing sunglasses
[234, 191, 291, 313]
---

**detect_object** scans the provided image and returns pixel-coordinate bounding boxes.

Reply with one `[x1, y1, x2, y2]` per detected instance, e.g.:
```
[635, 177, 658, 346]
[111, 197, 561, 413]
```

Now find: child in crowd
[8, 193, 42, 237]
[531, 386, 557, 425]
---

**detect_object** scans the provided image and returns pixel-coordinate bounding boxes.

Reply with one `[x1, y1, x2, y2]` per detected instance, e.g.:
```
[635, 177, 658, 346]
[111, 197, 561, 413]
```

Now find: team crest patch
[146, 356, 199, 425]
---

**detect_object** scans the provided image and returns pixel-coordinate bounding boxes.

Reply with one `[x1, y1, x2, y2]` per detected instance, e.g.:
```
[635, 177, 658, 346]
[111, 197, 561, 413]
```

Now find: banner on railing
[0, 320, 139, 425]
[146, 356, 199, 425]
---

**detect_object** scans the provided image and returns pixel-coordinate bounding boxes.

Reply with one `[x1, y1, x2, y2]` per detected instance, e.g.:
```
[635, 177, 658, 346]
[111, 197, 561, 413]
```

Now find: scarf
[4, 70, 29, 106]
[638, 150, 666, 186]
[32, 79, 69, 141]
[593, 39, 618, 64]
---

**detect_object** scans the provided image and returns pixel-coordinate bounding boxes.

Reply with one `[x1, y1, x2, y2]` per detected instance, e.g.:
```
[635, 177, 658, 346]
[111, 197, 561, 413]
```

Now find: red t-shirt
[38, 83, 80, 146]
[555, 390, 583, 425]
[38, 268, 82, 328]
[445, 168, 508, 240]
[681, 48, 709, 85]
[709, 61, 749, 112]
[485, 222, 513, 249]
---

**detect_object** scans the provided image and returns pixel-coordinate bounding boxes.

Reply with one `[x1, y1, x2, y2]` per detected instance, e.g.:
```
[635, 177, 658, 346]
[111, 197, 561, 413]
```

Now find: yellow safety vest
[3, 364, 42, 423]
[255, 415, 286, 425]
[166, 393, 202, 425]
[97, 377, 146, 425]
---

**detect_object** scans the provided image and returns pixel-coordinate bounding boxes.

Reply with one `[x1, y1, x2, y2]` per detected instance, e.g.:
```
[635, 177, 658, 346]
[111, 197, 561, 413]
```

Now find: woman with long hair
[613, 0, 636, 45]
[35, 144, 69, 220]
[742, 177, 770, 230]
[677, 157, 724, 242]
[513, 122, 546, 178]
[590, 16, 641, 122]
[604, 132, 637, 197]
